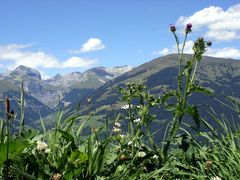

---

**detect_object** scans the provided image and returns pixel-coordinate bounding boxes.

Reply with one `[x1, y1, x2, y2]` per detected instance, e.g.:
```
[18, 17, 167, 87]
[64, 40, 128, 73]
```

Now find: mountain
[6, 65, 42, 80]
[0, 54, 239, 130]
[65, 54, 240, 133]
[0, 65, 133, 127]
[46, 65, 133, 89]
[0, 79, 53, 126]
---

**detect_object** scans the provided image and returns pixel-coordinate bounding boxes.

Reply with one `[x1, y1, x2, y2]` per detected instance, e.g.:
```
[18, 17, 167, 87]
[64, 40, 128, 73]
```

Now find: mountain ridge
[0, 54, 239, 128]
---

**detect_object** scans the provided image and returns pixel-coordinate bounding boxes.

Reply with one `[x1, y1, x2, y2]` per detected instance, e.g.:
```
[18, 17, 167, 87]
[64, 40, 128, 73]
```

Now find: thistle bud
[185, 23, 192, 33]
[169, 24, 176, 32]
[206, 41, 212, 47]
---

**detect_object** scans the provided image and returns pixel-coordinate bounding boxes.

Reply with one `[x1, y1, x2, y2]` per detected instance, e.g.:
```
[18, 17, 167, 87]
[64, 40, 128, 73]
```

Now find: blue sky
[0, 0, 239, 78]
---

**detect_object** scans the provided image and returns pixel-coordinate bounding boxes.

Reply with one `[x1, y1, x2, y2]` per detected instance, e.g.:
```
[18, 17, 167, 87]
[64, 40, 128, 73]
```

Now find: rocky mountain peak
[10, 65, 42, 80]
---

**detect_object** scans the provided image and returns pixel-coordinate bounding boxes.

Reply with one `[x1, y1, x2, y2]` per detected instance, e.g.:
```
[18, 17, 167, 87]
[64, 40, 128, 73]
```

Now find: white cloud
[205, 30, 239, 41]
[81, 38, 105, 52]
[0, 43, 97, 70]
[158, 40, 240, 59]
[176, 4, 240, 41]
[0, 44, 60, 69]
[152, 48, 170, 56]
[206, 47, 240, 59]
[69, 38, 106, 54]
[80, 38, 105, 53]
[62, 57, 97, 68]
[153, 41, 194, 56]
[39, 70, 51, 80]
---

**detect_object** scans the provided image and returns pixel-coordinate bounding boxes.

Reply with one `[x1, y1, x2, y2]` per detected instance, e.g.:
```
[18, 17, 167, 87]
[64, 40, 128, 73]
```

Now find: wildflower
[133, 118, 141, 123]
[205, 160, 213, 172]
[169, 24, 176, 32]
[137, 151, 147, 158]
[52, 173, 62, 180]
[113, 127, 121, 133]
[121, 104, 129, 109]
[121, 104, 139, 109]
[185, 23, 192, 33]
[87, 97, 92, 104]
[91, 128, 98, 133]
[128, 141, 132, 146]
[115, 145, 121, 151]
[36, 141, 48, 151]
[152, 154, 159, 159]
[193, 37, 206, 55]
[119, 134, 126, 138]
[212, 176, 222, 180]
[114, 122, 121, 128]
[45, 148, 51, 153]
[119, 154, 127, 161]
[121, 104, 133, 109]
[206, 41, 212, 47]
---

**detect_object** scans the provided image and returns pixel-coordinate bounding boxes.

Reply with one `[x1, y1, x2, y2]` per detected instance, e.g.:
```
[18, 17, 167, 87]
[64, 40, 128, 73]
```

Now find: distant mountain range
[0, 65, 133, 125]
[0, 54, 239, 129]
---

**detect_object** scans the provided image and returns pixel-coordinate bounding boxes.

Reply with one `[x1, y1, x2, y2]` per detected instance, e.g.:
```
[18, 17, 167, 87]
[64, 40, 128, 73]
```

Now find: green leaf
[190, 84, 213, 96]
[161, 90, 177, 104]
[164, 104, 176, 112]
[69, 150, 88, 165]
[186, 105, 200, 129]
[0, 139, 29, 168]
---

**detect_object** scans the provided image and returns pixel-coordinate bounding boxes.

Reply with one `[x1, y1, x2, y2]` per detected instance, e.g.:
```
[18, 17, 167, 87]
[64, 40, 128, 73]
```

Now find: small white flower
[212, 176, 222, 180]
[36, 141, 48, 151]
[152, 154, 159, 159]
[113, 127, 121, 133]
[128, 141, 132, 146]
[115, 145, 121, 151]
[137, 151, 146, 158]
[45, 148, 51, 153]
[133, 118, 141, 123]
[121, 104, 130, 110]
[119, 134, 126, 138]
[114, 122, 121, 128]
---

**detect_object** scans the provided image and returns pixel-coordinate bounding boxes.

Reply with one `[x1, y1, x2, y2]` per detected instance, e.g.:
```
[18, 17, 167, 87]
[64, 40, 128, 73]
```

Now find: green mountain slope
[67, 54, 240, 126]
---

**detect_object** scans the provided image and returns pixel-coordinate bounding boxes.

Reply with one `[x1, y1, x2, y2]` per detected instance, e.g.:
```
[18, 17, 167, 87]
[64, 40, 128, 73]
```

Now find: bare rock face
[0, 65, 133, 108]
[9, 65, 42, 80]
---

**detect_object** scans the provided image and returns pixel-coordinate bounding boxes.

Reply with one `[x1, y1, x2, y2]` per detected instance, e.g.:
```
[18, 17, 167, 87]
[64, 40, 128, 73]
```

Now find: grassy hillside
[66, 54, 239, 116]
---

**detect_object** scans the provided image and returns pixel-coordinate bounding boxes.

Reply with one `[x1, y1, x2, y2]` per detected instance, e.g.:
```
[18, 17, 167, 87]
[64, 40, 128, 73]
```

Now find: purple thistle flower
[185, 23, 192, 33]
[206, 41, 212, 47]
[169, 24, 176, 32]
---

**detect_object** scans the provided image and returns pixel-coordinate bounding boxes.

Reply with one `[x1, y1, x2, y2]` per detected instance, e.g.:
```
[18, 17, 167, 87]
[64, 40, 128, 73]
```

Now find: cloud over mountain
[177, 4, 240, 41]
[0, 43, 97, 71]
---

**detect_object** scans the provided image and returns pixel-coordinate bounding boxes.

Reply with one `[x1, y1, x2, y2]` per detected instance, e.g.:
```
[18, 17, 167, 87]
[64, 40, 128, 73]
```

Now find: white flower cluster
[152, 154, 159, 159]
[133, 118, 141, 123]
[137, 151, 146, 158]
[36, 141, 50, 153]
[112, 122, 121, 133]
[212, 177, 222, 180]
[121, 104, 140, 110]
[121, 104, 132, 110]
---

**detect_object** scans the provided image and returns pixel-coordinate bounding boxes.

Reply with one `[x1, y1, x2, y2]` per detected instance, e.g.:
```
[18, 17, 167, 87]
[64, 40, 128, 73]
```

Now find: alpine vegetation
[0, 24, 239, 180]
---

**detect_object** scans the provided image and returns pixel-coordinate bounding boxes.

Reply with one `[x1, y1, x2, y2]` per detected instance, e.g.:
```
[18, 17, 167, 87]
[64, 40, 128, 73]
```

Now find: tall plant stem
[162, 32, 189, 160]
[5, 97, 10, 162]
[19, 81, 25, 134]
[190, 60, 199, 84]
